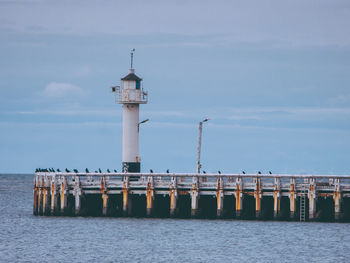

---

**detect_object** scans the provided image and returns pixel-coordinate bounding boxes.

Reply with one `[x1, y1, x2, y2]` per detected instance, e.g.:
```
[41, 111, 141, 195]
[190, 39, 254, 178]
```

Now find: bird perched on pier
[242, 171, 246, 174]
[73, 169, 79, 173]
[258, 171, 262, 174]
[150, 169, 153, 173]
[65, 168, 70, 173]
[51, 168, 55, 172]
[107, 169, 111, 173]
[98, 168, 102, 173]
[269, 171, 272, 174]
[48, 168, 52, 172]
[94, 170, 98, 173]
[57, 169, 61, 172]
[203, 171, 206, 174]
[166, 169, 169, 173]
[35, 168, 39, 173]
[218, 171, 221, 174]
[85, 168, 89, 173]
[114, 169, 117, 173]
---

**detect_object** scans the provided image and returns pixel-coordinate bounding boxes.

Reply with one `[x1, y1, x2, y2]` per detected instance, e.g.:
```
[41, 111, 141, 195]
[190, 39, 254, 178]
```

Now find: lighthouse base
[122, 162, 140, 173]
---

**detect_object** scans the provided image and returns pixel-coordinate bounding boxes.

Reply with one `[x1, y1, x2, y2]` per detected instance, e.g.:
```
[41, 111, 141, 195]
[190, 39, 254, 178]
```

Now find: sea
[0, 174, 349, 263]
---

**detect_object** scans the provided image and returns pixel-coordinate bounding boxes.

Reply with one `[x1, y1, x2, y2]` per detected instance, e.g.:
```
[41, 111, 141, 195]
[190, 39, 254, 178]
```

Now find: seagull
[258, 171, 262, 174]
[65, 168, 70, 173]
[57, 169, 61, 172]
[73, 169, 79, 173]
[114, 169, 117, 173]
[150, 169, 153, 173]
[166, 169, 170, 173]
[95, 170, 98, 173]
[51, 168, 55, 172]
[269, 171, 272, 174]
[107, 169, 111, 173]
[85, 168, 89, 173]
[203, 171, 206, 174]
[98, 168, 102, 173]
[35, 168, 39, 173]
[218, 171, 221, 174]
[242, 171, 246, 174]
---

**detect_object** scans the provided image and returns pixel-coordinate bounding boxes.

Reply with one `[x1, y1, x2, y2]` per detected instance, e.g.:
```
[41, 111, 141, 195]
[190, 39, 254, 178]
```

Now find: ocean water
[0, 174, 350, 263]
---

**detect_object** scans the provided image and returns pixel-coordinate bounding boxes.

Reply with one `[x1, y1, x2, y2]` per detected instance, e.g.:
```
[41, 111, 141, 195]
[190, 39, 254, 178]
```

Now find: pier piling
[234, 177, 243, 218]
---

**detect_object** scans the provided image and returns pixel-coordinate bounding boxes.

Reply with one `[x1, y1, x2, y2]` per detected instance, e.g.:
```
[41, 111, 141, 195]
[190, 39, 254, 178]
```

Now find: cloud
[328, 95, 350, 106]
[42, 82, 84, 98]
[1, 0, 350, 47]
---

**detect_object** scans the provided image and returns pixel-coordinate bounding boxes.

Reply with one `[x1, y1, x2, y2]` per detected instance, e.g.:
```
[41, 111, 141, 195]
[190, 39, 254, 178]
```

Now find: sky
[0, 0, 350, 174]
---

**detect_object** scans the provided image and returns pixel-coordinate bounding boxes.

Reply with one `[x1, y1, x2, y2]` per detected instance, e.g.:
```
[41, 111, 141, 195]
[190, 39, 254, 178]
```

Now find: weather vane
[130, 48, 135, 69]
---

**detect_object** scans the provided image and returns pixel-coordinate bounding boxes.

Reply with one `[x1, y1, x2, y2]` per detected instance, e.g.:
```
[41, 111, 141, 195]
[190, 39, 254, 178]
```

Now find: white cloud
[42, 82, 84, 98]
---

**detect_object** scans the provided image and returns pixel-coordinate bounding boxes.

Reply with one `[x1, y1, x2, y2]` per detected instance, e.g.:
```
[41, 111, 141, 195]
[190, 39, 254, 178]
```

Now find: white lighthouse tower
[111, 50, 148, 173]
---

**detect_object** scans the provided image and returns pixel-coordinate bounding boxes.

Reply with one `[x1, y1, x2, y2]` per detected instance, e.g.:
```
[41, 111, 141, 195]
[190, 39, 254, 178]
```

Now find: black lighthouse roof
[121, 72, 142, 81]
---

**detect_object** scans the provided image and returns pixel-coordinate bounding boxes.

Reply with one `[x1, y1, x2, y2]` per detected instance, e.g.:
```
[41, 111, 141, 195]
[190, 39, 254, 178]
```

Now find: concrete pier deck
[33, 173, 350, 222]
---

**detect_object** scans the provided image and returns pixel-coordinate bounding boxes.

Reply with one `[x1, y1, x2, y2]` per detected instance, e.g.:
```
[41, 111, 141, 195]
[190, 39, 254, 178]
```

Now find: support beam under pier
[334, 179, 342, 221]
[254, 178, 262, 219]
[289, 178, 296, 220]
[308, 178, 317, 221]
[60, 177, 68, 215]
[50, 177, 58, 215]
[122, 176, 131, 216]
[216, 177, 224, 218]
[169, 176, 177, 217]
[33, 176, 38, 216]
[191, 176, 199, 218]
[273, 178, 280, 220]
[146, 176, 154, 217]
[234, 177, 243, 218]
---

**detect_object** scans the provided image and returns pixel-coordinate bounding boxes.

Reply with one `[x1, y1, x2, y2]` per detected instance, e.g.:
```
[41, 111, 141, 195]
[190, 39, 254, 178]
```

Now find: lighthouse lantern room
[111, 49, 148, 173]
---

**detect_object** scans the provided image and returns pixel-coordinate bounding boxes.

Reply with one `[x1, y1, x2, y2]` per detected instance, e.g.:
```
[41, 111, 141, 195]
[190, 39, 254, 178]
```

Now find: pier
[33, 172, 350, 222]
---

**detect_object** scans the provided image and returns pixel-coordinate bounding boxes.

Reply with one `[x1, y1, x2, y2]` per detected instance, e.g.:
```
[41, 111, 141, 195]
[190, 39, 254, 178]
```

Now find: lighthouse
[111, 50, 148, 173]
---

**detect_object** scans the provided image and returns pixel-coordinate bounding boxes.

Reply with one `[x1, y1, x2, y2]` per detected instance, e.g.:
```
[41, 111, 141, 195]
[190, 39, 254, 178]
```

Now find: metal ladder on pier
[300, 188, 306, 222]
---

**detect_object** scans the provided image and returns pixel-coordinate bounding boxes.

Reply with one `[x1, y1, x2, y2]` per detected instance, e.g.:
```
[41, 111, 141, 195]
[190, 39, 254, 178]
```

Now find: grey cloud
[1, 0, 350, 46]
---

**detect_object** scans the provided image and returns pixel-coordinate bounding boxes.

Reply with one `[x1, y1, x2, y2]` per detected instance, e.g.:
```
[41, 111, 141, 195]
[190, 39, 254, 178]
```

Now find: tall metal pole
[196, 118, 209, 174]
[196, 122, 203, 174]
